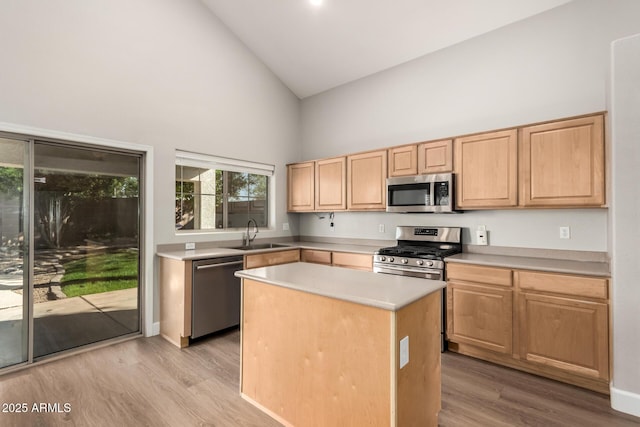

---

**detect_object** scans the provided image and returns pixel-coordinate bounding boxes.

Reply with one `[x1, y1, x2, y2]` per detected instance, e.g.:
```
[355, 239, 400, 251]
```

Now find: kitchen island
[235, 262, 444, 427]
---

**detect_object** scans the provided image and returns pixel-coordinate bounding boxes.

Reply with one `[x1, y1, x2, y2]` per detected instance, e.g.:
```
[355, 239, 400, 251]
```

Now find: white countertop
[446, 253, 610, 277]
[156, 241, 380, 261]
[235, 262, 445, 311]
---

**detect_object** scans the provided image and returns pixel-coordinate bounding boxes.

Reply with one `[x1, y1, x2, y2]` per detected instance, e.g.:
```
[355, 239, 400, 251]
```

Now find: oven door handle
[373, 264, 444, 280]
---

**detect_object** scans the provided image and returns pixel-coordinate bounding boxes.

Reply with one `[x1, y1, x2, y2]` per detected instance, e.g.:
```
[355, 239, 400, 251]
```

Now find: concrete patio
[0, 288, 139, 366]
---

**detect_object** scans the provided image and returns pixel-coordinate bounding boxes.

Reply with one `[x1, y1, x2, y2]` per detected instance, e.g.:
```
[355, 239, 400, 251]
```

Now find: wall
[0, 0, 300, 243]
[0, 0, 301, 323]
[299, 0, 640, 252]
[609, 33, 640, 417]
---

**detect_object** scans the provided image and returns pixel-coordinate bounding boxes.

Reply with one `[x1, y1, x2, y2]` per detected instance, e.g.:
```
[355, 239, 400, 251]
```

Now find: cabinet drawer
[517, 271, 608, 299]
[300, 249, 332, 265]
[245, 249, 301, 269]
[446, 263, 512, 287]
[332, 252, 372, 271]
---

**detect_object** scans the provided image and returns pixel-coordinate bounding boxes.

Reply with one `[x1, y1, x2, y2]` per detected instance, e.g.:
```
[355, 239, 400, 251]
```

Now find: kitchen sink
[227, 243, 290, 251]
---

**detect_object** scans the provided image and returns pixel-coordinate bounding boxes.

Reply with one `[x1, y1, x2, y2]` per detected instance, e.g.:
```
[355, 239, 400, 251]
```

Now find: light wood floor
[0, 329, 638, 427]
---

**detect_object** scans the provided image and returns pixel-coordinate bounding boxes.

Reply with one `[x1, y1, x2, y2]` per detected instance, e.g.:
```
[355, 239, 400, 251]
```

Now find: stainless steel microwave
[386, 173, 456, 213]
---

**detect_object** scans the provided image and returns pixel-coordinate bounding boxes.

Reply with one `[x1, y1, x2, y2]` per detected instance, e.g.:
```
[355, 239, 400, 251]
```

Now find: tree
[0, 167, 23, 199]
[34, 173, 139, 248]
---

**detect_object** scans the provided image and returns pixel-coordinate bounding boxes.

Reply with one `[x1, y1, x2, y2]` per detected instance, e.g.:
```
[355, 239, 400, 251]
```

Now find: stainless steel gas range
[373, 226, 462, 351]
[373, 226, 462, 278]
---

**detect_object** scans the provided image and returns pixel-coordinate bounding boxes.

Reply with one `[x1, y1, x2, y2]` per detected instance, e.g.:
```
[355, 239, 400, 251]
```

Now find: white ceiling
[202, 0, 572, 99]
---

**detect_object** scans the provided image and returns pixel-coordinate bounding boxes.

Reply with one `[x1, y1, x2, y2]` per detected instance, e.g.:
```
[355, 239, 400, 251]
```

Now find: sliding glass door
[0, 137, 29, 369]
[0, 136, 142, 367]
[32, 142, 141, 358]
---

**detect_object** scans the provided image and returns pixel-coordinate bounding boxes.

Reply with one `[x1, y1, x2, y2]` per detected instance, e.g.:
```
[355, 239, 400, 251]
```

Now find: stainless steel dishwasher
[191, 256, 243, 339]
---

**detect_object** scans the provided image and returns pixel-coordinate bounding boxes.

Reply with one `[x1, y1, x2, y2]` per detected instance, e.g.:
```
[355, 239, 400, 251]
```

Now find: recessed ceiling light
[309, 0, 322, 6]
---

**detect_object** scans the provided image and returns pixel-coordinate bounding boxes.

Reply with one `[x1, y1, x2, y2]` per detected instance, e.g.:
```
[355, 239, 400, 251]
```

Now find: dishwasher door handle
[195, 260, 244, 270]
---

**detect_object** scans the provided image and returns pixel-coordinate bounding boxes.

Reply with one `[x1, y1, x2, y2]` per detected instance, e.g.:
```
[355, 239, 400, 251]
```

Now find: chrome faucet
[244, 218, 258, 246]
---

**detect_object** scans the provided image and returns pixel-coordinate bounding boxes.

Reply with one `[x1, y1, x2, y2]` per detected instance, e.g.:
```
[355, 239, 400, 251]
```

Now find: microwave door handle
[426, 181, 433, 206]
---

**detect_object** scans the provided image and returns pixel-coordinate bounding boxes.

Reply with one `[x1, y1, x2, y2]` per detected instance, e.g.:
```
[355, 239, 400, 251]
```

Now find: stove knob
[401, 258, 408, 264]
[417, 260, 424, 266]
[426, 261, 434, 267]
[388, 257, 395, 263]
[380, 256, 387, 262]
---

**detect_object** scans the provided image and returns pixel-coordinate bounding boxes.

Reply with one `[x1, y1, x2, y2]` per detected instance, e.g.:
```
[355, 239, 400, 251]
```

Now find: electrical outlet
[282, 222, 289, 231]
[559, 226, 571, 239]
[378, 224, 385, 233]
[185, 242, 195, 250]
[400, 336, 409, 369]
[476, 225, 488, 245]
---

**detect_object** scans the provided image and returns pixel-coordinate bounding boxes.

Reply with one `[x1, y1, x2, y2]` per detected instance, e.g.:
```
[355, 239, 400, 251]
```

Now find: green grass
[61, 249, 138, 298]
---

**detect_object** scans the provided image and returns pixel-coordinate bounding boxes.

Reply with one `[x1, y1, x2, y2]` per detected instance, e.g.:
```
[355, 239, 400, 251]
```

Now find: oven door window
[388, 183, 432, 206]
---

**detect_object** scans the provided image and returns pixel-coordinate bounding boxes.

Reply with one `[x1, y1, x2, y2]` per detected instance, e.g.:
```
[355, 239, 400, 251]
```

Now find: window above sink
[175, 150, 274, 233]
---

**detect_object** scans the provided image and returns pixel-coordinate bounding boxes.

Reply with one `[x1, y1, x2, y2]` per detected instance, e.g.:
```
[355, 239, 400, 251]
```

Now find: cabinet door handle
[196, 261, 244, 270]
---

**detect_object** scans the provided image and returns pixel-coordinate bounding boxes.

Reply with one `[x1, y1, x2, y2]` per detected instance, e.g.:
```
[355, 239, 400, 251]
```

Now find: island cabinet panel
[519, 114, 605, 207]
[159, 257, 192, 348]
[287, 162, 315, 212]
[388, 144, 418, 177]
[244, 249, 300, 269]
[241, 279, 392, 426]
[240, 277, 442, 427]
[347, 150, 388, 210]
[418, 139, 453, 174]
[315, 157, 346, 211]
[396, 292, 442, 426]
[455, 129, 518, 209]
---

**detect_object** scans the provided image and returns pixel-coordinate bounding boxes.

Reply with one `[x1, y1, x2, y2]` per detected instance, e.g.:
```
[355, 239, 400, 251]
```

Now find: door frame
[0, 121, 155, 339]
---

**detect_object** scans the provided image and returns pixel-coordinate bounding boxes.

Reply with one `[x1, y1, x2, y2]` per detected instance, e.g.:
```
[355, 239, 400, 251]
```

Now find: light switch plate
[185, 242, 195, 250]
[282, 222, 289, 231]
[400, 336, 409, 369]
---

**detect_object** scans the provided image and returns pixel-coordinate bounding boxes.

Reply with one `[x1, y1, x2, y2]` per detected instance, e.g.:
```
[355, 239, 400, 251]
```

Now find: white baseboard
[611, 386, 640, 418]
[150, 322, 160, 337]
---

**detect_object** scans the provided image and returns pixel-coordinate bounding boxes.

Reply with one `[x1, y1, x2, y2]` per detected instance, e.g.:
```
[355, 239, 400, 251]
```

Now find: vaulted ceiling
[202, 0, 572, 98]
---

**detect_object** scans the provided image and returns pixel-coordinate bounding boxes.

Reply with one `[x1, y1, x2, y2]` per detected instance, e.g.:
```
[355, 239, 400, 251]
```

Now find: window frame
[175, 150, 274, 234]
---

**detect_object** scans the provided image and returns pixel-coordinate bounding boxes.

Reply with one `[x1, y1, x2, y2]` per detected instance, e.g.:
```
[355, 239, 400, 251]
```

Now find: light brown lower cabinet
[446, 263, 610, 393]
[244, 249, 300, 269]
[332, 251, 373, 271]
[516, 270, 609, 383]
[446, 264, 513, 354]
[158, 257, 192, 348]
[300, 249, 373, 271]
[300, 248, 332, 265]
[447, 282, 513, 355]
[159, 248, 376, 348]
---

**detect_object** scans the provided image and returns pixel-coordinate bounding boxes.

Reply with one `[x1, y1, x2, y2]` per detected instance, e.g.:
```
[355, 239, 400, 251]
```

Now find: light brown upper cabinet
[455, 129, 518, 209]
[388, 145, 417, 177]
[287, 162, 314, 212]
[519, 114, 605, 207]
[315, 157, 346, 211]
[347, 150, 388, 210]
[418, 139, 453, 174]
